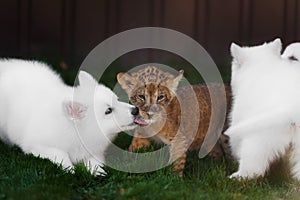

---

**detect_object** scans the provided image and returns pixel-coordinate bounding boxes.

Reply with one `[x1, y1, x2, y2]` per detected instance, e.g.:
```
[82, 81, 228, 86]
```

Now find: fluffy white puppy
[0, 59, 140, 174]
[226, 38, 300, 180]
[282, 42, 300, 62]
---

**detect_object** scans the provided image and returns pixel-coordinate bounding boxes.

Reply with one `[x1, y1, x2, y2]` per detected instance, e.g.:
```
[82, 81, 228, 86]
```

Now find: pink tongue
[134, 118, 149, 126]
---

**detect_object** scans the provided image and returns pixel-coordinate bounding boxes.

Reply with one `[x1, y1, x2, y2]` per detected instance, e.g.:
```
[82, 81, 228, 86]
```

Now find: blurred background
[0, 0, 299, 84]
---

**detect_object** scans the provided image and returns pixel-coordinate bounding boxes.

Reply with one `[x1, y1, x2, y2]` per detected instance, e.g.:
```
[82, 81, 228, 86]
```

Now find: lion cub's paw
[128, 137, 151, 152]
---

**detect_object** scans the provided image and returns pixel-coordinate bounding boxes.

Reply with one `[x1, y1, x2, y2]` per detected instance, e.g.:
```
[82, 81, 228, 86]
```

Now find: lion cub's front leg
[128, 130, 151, 152]
[169, 132, 188, 177]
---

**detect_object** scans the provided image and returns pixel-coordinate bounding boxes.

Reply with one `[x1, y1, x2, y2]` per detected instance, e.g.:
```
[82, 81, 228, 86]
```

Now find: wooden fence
[0, 0, 299, 69]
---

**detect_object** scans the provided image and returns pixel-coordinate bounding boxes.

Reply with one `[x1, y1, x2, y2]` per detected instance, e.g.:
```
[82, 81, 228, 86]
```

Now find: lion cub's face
[117, 66, 183, 124]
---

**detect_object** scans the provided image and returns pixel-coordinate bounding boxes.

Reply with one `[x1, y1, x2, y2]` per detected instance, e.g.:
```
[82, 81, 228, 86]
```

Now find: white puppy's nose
[131, 107, 139, 116]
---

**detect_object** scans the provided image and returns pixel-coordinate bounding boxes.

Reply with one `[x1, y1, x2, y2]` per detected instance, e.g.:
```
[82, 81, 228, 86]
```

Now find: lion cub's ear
[166, 70, 184, 92]
[117, 72, 137, 94]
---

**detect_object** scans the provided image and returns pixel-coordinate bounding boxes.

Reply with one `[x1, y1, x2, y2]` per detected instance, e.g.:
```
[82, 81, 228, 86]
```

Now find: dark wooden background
[0, 0, 299, 69]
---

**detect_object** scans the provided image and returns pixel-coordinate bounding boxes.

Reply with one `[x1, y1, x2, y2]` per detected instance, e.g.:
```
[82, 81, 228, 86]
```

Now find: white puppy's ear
[268, 38, 282, 55]
[282, 43, 300, 60]
[230, 42, 244, 61]
[230, 43, 245, 65]
[63, 101, 88, 121]
[230, 43, 242, 58]
[78, 71, 98, 87]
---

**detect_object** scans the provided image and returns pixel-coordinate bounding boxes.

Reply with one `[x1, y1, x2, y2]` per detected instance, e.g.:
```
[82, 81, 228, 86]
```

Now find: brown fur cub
[117, 66, 231, 176]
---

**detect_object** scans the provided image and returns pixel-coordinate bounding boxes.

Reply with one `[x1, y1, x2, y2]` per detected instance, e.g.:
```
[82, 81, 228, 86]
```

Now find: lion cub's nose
[131, 107, 139, 116]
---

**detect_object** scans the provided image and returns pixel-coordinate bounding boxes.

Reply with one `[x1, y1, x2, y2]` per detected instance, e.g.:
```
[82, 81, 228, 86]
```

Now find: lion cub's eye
[138, 95, 145, 100]
[157, 95, 165, 102]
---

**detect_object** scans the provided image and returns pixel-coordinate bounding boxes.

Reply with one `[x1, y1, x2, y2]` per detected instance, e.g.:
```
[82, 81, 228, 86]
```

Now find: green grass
[0, 62, 299, 199]
[0, 139, 299, 200]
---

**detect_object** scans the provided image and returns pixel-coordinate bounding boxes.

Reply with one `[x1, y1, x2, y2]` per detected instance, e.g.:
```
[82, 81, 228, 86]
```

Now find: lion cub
[117, 66, 231, 176]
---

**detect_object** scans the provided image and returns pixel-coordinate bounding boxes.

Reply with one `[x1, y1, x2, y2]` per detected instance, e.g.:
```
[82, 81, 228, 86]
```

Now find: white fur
[0, 59, 137, 175]
[282, 42, 300, 62]
[226, 38, 300, 180]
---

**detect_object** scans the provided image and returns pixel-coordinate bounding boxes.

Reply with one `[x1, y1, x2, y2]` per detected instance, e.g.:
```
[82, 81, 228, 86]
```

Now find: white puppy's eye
[105, 107, 113, 115]
[289, 55, 298, 61]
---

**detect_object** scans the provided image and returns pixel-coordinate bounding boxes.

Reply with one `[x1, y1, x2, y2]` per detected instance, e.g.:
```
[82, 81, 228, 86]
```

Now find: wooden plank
[151, 0, 163, 27]
[139, 0, 196, 65]
[148, 0, 163, 62]
[119, 0, 152, 31]
[105, 0, 118, 36]
[73, 0, 106, 67]
[163, 0, 195, 37]
[18, 0, 30, 58]
[29, 0, 62, 62]
[60, 0, 74, 67]
[297, 0, 300, 40]
[250, 0, 285, 44]
[283, 0, 296, 44]
[0, 0, 19, 57]
[239, 0, 252, 44]
[205, 0, 240, 63]
[1, 0, 300, 66]
[117, 0, 153, 66]
[194, 0, 208, 46]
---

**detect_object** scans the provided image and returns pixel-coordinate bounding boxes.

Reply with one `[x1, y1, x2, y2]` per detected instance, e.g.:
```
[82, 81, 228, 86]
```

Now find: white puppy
[226, 38, 300, 180]
[0, 59, 140, 174]
[282, 42, 300, 62]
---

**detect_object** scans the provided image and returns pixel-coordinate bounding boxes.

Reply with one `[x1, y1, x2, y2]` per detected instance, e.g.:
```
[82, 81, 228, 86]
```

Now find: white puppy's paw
[92, 165, 107, 176]
[67, 167, 75, 174]
[229, 170, 262, 180]
[229, 172, 242, 179]
[86, 158, 107, 176]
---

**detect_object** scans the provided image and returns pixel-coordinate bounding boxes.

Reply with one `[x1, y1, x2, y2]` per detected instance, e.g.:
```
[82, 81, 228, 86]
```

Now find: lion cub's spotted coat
[117, 66, 231, 176]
